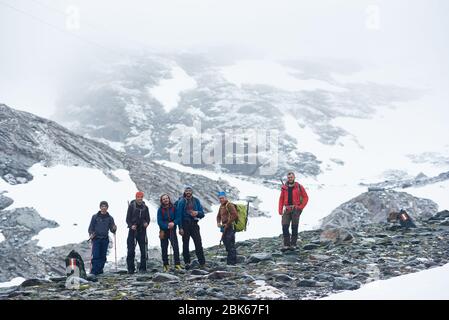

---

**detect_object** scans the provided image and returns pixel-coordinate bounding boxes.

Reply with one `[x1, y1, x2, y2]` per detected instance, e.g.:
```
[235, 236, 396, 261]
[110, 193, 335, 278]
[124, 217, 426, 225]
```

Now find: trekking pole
[169, 228, 173, 270]
[114, 232, 118, 272]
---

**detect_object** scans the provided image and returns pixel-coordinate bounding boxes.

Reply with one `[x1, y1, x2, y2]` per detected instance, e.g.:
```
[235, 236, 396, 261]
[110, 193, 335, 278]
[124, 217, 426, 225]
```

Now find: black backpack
[65, 250, 87, 279]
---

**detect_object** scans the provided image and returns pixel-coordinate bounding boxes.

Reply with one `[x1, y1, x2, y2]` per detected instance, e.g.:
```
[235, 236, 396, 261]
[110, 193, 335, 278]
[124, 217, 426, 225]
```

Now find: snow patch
[220, 60, 346, 93]
[0, 230, 5, 243]
[148, 65, 197, 112]
[248, 280, 287, 300]
[323, 263, 449, 300]
[0, 164, 160, 263]
[0, 277, 26, 288]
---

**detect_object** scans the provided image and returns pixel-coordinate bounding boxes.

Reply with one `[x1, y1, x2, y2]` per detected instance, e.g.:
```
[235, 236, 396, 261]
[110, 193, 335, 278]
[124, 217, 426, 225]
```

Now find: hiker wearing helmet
[157, 194, 182, 272]
[216, 191, 238, 265]
[175, 185, 206, 269]
[278, 172, 309, 251]
[88, 201, 117, 276]
[126, 191, 150, 274]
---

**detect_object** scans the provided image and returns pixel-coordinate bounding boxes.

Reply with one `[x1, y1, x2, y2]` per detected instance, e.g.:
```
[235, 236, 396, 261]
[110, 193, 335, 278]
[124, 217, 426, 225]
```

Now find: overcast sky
[1, 0, 448, 117]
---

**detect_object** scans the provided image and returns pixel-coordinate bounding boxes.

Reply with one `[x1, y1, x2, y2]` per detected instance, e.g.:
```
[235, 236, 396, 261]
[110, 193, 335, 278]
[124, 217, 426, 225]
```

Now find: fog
[1, 0, 449, 117]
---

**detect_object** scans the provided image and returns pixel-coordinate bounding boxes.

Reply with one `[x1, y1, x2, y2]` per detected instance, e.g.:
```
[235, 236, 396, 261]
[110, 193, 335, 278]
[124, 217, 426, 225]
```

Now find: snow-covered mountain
[54, 53, 429, 179]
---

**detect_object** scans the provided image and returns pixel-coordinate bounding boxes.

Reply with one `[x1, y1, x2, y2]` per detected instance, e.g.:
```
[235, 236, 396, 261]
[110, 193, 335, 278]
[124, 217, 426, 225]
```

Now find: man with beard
[278, 172, 309, 251]
[175, 186, 206, 269]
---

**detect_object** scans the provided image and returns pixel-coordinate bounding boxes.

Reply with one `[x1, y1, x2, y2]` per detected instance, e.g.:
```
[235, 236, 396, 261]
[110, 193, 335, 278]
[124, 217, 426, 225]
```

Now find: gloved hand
[179, 228, 184, 236]
[112, 225, 117, 233]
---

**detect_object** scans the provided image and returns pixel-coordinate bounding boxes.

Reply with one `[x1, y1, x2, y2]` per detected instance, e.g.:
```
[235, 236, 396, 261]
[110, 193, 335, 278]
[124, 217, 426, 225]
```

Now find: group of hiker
[87, 171, 309, 276]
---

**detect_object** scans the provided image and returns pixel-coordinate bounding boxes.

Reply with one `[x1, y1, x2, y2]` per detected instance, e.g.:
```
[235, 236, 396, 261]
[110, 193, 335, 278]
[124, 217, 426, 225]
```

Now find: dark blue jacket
[175, 196, 205, 226]
[88, 212, 116, 239]
[157, 205, 181, 231]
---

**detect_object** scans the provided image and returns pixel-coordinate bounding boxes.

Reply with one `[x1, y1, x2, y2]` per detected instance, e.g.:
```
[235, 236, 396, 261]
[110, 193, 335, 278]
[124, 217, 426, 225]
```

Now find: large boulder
[247, 253, 273, 263]
[320, 228, 354, 244]
[152, 273, 180, 283]
[321, 190, 438, 229]
[333, 277, 361, 290]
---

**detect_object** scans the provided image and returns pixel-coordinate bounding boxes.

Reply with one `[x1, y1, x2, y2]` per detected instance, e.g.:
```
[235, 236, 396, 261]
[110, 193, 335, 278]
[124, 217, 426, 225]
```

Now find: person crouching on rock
[216, 191, 238, 265]
[88, 201, 117, 276]
[278, 172, 309, 251]
[126, 191, 150, 274]
[157, 194, 182, 272]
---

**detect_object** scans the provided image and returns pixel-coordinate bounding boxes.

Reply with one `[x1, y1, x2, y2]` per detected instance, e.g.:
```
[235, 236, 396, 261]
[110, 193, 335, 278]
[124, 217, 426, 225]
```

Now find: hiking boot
[184, 263, 191, 270]
[163, 265, 170, 272]
[281, 246, 291, 252]
[175, 264, 183, 271]
[199, 264, 206, 270]
[283, 236, 291, 246]
[128, 269, 135, 275]
[289, 245, 297, 251]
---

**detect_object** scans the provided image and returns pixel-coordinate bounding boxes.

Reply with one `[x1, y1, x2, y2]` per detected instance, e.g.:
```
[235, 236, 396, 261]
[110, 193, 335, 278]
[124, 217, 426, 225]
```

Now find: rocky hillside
[1, 213, 448, 300]
[320, 189, 439, 229]
[0, 103, 238, 211]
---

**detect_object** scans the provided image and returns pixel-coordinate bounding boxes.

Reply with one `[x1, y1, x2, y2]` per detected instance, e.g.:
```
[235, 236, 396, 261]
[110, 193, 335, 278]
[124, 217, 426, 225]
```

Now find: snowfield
[219, 60, 346, 93]
[324, 262, 449, 300]
[148, 64, 197, 112]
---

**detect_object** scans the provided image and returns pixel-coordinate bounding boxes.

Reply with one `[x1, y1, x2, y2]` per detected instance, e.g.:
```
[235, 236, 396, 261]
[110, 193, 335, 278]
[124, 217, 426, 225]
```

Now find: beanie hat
[184, 185, 193, 191]
[136, 191, 144, 198]
[217, 191, 226, 197]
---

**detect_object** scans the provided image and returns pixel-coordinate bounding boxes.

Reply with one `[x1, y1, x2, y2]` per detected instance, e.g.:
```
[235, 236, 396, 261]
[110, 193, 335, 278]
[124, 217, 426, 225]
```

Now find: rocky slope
[320, 189, 439, 229]
[2, 214, 448, 300]
[0, 103, 238, 211]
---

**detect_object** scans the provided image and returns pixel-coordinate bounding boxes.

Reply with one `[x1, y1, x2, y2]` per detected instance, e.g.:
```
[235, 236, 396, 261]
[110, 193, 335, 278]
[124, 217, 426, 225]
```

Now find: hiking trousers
[91, 237, 109, 275]
[127, 228, 147, 272]
[282, 209, 302, 246]
[222, 226, 237, 265]
[181, 219, 206, 265]
[160, 227, 181, 266]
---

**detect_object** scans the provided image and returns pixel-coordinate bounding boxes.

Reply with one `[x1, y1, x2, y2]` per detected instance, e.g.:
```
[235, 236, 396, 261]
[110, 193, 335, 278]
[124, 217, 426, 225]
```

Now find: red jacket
[278, 182, 309, 215]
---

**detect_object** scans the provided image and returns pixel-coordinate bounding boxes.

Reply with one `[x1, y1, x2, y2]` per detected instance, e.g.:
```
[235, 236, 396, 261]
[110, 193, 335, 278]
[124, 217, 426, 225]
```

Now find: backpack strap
[224, 201, 235, 222]
[296, 183, 303, 204]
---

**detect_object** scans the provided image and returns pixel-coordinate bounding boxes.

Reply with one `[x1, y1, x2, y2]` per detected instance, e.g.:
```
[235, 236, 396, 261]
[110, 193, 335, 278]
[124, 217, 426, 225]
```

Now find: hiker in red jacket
[278, 172, 309, 251]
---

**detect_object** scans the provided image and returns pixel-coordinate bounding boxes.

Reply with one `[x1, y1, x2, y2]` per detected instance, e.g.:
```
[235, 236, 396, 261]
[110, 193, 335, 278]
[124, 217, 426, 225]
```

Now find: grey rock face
[0, 193, 13, 210]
